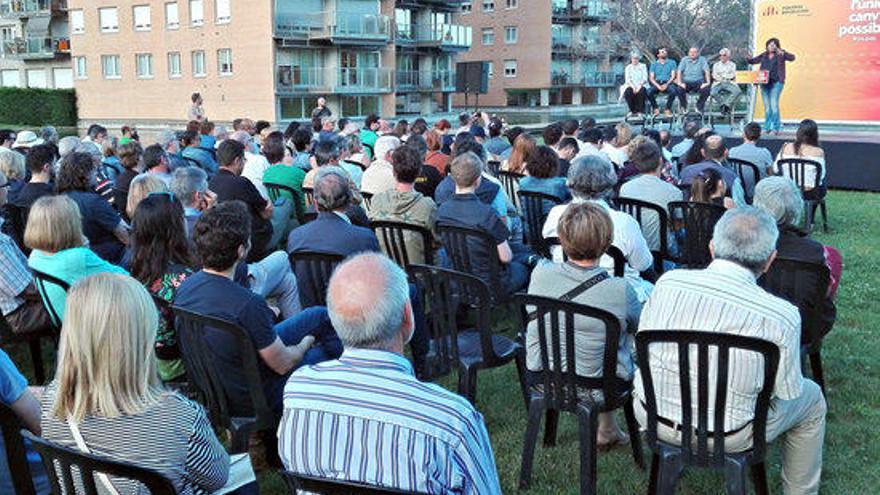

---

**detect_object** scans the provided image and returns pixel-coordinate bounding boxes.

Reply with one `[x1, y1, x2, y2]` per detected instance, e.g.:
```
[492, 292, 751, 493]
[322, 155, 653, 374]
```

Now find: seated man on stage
[646, 47, 680, 117]
[676, 46, 711, 113]
[710, 48, 742, 115]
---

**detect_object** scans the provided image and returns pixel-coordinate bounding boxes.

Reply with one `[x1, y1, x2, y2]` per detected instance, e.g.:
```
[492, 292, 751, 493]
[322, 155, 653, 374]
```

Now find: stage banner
[752, 0, 880, 124]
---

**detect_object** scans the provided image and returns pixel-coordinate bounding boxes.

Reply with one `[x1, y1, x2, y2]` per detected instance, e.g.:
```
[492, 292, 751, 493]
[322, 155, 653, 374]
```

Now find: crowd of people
[0, 106, 840, 494]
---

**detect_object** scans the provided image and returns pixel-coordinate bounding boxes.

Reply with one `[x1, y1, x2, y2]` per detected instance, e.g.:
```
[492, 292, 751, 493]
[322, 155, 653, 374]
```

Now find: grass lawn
[7, 190, 878, 494]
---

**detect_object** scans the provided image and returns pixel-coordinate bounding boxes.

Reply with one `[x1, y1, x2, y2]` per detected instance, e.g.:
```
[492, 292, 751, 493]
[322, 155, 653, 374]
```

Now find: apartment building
[0, 0, 72, 89]
[454, 0, 627, 108]
[69, 0, 470, 129]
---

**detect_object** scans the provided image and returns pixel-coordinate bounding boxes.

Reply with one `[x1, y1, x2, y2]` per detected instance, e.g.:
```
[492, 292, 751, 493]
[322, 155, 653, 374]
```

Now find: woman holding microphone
[748, 37, 796, 134]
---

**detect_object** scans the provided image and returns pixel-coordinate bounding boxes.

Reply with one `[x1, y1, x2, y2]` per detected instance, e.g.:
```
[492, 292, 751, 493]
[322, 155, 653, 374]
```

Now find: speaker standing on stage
[748, 38, 796, 135]
[623, 51, 648, 118]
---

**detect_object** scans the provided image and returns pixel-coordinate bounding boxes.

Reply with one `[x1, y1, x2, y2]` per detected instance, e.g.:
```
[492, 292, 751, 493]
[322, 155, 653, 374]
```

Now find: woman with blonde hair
[0, 148, 26, 200]
[40, 273, 234, 494]
[25, 195, 126, 323]
[503, 133, 538, 174]
[125, 173, 168, 220]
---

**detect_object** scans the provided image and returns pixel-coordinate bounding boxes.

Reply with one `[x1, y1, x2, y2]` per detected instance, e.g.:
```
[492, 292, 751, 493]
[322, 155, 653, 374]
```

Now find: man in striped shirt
[634, 207, 827, 495]
[278, 253, 502, 494]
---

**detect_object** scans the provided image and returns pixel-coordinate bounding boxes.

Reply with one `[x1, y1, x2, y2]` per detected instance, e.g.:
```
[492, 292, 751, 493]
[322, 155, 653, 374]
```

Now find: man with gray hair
[710, 47, 742, 115]
[361, 135, 401, 195]
[279, 253, 502, 494]
[542, 155, 654, 301]
[634, 206, 827, 495]
[156, 129, 187, 172]
[171, 166, 215, 234]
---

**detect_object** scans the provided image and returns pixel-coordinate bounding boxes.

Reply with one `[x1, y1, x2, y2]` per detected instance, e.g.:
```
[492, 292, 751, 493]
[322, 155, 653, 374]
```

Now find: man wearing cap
[710, 48, 742, 115]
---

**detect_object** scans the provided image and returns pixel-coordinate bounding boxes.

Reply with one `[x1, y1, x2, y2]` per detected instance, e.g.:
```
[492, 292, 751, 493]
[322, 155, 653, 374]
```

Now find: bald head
[326, 253, 412, 351]
[702, 134, 727, 161]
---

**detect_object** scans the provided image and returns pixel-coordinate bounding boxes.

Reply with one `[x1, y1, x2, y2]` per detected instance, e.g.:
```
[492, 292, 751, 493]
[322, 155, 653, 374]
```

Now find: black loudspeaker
[455, 61, 489, 94]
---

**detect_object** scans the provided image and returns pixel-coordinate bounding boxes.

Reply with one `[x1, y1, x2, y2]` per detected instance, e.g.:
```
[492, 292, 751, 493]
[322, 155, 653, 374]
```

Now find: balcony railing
[336, 67, 392, 92]
[0, 0, 65, 17]
[276, 66, 326, 93]
[396, 69, 455, 91]
[0, 36, 69, 59]
[583, 71, 621, 87]
[553, 1, 615, 22]
[395, 23, 471, 49]
[276, 66, 392, 94]
[274, 10, 390, 44]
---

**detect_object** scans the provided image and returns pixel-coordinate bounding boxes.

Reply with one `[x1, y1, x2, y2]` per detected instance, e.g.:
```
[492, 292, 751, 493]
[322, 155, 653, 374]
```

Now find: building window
[461, 1, 471, 13]
[506, 0, 518, 8]
[74, 56, 87, 79]
[165, 2, 180, 29]
[0, 70, 21, 87]
[0, 27, 13, 42]
[136, 53, 153, 78]
[504, 26, 518, 44]
[504, 59, 517, 77]
[168, 52, 181, 77]
[133, 5, 151, 31]
[340, 95, 380, 117]
[99, 7, 119, 33]
[481, 28, 494, 45]
[101, 55, 121, 79]
[192, 50, 206, 76]
[53, 68, 73, 89]
[482, 1, 495, 12]
[487, 61, 494, 79]
[217, 48, 232, 75]
[215, 0, 230, 24]
[26, 69, 47, 88]
[189, 0, 204, 26]
[70, 10, 85, 34]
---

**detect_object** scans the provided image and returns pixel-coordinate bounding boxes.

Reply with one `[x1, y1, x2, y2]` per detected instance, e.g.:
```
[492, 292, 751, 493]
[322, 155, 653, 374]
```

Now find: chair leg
[820, 199, 829, 232]
[27, 338, 45, 385]
[514, 352, 529, 410]
[751, 462, 769, 495]
[810, 350, 826, 396]
[465, 367, 478, 404]
[543, 409, 559, 447]
[655, 450, 682, 495]
[648, 453, 660, 495]
[623, 399, 646, 469]
[723, 456, 749, 495]
[577, 404, 598, 495]
[804, 200, 816, 234]
[518, 397, 545, 490]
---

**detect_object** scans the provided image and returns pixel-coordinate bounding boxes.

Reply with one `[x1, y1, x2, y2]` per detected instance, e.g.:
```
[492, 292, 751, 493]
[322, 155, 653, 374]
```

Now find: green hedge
[0, 87, 77, 127]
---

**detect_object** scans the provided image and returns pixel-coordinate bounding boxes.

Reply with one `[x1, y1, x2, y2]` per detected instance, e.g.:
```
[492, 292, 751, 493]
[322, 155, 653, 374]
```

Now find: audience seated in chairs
[402, 134, 442, 200]
[772, 119, 827, 201]
[174, 201, 342, 415]
[171, 165, 216, 235]
[124, 173, 167, 223]
[367, 145, 438, 265]
[527, 202, 641, 449]
[434, 136, 509, 221]
[679, 135, 747, 207]
[729, 122, 774, 176]
[518, 145, 571, 206]
[361, 135, 402, 196]
[38, 273, 254, 494]
[689, 167, 735, 209]
[633, 207, 827, 495]
[25, 195, 127, 323]
[262, 131, 307, 222]
[302, 140, 370, 227]
[543, 155, 654, 302]
[279, 253, 503, 495]
[57, 152, 129, 264]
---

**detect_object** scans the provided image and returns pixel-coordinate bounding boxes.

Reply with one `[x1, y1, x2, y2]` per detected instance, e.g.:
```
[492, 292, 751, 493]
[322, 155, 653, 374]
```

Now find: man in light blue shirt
[647, 47, 680, 115]
[279, 253, 502, 495]
[676, 46, 711, 112]
[729, 122, 774, 175]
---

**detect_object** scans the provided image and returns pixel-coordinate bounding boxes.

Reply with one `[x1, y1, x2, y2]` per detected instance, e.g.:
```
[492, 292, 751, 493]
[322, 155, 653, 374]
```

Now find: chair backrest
[545, 237, 626, 277]
[360, 191, 373, 211]
[498, 170, 524, 209]
[514, 294, 624, 412]
[486, 160, 501, 178]
[288, 251, 345, 308]
[23, 430, 177, 495]
[281, 471, 421, 495]
[30, 268, 70, 330]
[2, 203, 28, 253]
[774, 158, 823, 192]
[408, 264, 502, 374]
[635, 330, 779, 468]
[0, 405, 36, 495]
[516, 190, 564, 259]
[371, 220, 434, 268]
[301, 186, 315, 208]
[436, 223, 503, 298]
[667, 201, 726, 269]
[727, 158, 761, 203]
[170, 307, 274, 446]
[615, 197, 669, 271]
[758, 256, 830, 346]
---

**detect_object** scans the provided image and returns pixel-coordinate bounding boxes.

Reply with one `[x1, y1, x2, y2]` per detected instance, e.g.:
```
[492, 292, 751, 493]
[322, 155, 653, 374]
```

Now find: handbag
[527, 270, 609, 322]
[68, 420, 121, 495]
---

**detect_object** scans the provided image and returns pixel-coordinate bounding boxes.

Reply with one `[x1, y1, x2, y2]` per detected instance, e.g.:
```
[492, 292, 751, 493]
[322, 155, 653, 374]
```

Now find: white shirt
[625, 63, 649, 88]
[360, 159, 396, 195]
[542, 198, 654, 301]
[576, 142, 612, 163]
[712, 60, 737, 83]
[241, 151, 270, 199]
[601, 143, 628, 167]
[633, 259, 804, 431]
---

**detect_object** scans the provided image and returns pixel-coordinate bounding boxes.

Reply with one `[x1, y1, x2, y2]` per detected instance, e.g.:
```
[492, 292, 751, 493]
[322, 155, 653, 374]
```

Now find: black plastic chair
[171, 307, 274, 454]
[408, 264, 527, 406]
[727, 158, 761, 204]
[545, 237, 627, 277]
[370, 220, 434, 268]
[667, 201, 726, 269]
[486, 160, 502, 177]
[0, 404, 37, 495]
[636, 330, 780, 495]
[30, 269, 70, 332]
[301, 186, 315, 208]
[281, 471, 422, 494]
[0, 310, 53, 385]
[436, 223, 507, 301]
[517, 190, 564, 259]
[2, 202, 29, 254]
[288, 251, 344, 308]
[360, 191, 373, 211]
[615, 197, 671, 274]
[774, 158, 828, 233]
[499, 170, 524, 209]
[515, 294, 644, 495]
[758, 257, 831, 394]
[23, 430, 177, 494]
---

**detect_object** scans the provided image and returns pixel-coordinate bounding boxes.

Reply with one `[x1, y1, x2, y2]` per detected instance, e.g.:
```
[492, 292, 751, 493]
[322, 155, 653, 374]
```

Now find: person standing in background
[311, 97, 332, 120]
[187, 92, 206, 122]
[748, 38, 796, 134]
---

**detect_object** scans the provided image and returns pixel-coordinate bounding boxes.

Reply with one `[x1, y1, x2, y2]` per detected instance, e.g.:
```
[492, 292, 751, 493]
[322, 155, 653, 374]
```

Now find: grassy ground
[8, 190, 878, 494]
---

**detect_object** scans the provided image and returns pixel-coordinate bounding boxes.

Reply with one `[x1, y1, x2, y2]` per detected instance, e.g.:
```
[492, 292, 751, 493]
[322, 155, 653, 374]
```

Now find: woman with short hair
[527, 202, 640, 449]
[40, 273, 235, 494]
[112, 141, 144, 217]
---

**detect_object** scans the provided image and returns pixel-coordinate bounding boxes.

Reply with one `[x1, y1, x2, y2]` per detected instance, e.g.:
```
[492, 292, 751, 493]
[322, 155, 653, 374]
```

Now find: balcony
[336, 67, 392, 93]
[0, 0, 65, 17]
[276, 66, 326, 93]
[0, 36, 69, 59]
[553, 1, 615, 23]
[551, 70, 581, 86]
[274, 10, 390, 46]
[395, 0, 466, 12]
[396, 69, 455, 92]
[395, 23, 471, 50]
[583, 71, 621, 87]
[276, 66, 392, 94]
[551, 34, 574, 58]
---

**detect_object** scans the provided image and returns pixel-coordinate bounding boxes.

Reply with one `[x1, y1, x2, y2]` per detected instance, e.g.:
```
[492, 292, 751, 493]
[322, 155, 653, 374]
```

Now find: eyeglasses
[148, 191, 175, 201]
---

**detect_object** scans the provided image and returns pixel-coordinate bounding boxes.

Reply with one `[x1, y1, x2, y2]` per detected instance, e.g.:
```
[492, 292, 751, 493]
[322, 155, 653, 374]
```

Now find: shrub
[0, 87, 77, 127]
